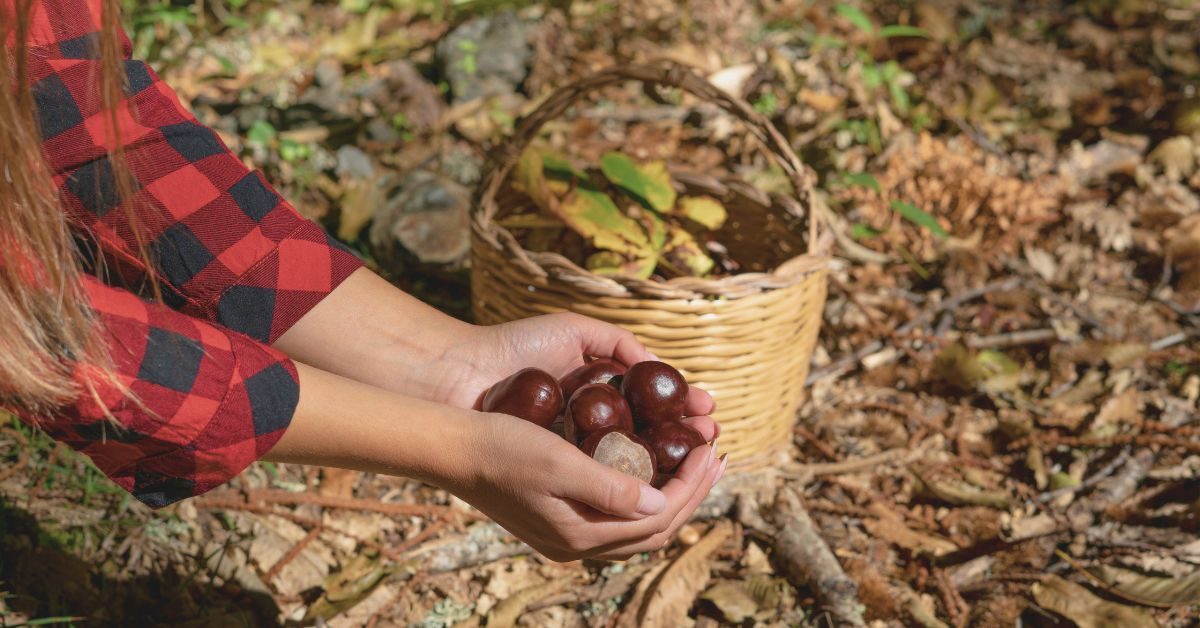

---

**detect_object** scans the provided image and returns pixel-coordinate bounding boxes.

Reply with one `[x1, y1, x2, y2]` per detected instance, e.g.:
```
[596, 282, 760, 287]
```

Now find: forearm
[264, 361, 479, 490]
[273, 268, 480, 402]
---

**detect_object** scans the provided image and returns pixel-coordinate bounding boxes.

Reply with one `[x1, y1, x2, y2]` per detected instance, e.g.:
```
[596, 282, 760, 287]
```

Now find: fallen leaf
[863, 504, 958, 556]
[1095, 565, 1200, 608]
[701, 580, 759, 623]
[1032, 575, 1157, 628]
[487, 578, 575, 628]
[636, 521, 733, 626]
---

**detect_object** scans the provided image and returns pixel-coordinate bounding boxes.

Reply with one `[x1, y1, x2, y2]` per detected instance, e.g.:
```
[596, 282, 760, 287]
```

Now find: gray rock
[435, 11, 531, 103]
[335, 145, 375, 180]
[370, 169, 471, 265]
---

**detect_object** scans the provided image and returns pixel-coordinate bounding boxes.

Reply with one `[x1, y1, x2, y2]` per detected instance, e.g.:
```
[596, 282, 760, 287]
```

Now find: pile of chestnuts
[481, 359, 708, 485]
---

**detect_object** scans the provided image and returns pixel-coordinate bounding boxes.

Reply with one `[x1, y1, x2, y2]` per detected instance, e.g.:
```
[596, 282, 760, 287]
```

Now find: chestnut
[638, 420, 706, 475]
[481, 368, 563, 429]
[564, 383, 633, 444]
[560, 358, 628, 401]
[621, 361, 688, 427]
[606, 374, 624, 389]
[580, 429, 656, 484]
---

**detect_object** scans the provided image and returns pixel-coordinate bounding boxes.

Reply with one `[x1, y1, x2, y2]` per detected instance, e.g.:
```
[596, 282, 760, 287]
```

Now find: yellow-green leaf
[600, 152, 677, 213]
[513, 148, 552, 210]
[560, 187, 651, 255]
[661, 226, 714, 277]
[677, 196, 727, 230]
[586, 250, 656, 280]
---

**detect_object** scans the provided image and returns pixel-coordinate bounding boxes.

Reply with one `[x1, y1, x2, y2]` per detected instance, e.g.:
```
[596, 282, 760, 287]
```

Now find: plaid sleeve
[24, 275, 300, 508]
[24, 0, 363, 344]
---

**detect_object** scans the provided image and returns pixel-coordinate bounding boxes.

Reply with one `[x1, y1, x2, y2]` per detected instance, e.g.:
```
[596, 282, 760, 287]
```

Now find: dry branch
[770, 488, 865, 626]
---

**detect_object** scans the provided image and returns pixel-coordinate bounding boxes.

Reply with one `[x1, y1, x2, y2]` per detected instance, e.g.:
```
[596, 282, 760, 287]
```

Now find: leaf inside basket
[505, 145, 731, 281]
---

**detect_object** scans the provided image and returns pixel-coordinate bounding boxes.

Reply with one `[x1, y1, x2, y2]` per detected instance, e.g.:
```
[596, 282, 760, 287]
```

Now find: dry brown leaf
[1032, 575, 1157, 628]
[1095, 565, 1200, 608]
[863, 504, 958, 556]
[634, 521, 734, 627]
[700, 580, 759, 623]
[616, 560, 672, 628]
[487, 577, 576, 628]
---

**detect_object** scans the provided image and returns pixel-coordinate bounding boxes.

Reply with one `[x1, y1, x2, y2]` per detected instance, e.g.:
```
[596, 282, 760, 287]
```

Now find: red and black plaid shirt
[5, 0, 363, 507]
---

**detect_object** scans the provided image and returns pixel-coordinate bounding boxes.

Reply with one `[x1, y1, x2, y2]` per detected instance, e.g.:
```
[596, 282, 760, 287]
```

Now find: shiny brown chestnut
[606, 374, 624, 389]
[580, 429, 656, 484]
[638, 420, 706, 475]
[564, 383, 633, 444]
[621, 361, 688, 427]
[481, 368, 563, 429]
[560, 358, 628, 401]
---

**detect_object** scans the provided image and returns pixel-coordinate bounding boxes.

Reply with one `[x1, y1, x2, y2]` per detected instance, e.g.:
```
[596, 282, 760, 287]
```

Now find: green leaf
[879, 24, 930, 38]
[850, 223, 882, 240]
[542, 152, 588, 182]
[811, 34, 847, 49]
[890, 200, 948, 239]
[862, 64, 883, 89]
[832, 172, 881, 192]
[835, 4, 874, 36]
[677, 196, 727, 229]
[600, 152, 677, 213]
[246, 120, 276, 144]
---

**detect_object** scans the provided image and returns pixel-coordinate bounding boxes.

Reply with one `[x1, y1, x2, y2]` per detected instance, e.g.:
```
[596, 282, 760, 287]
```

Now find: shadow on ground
[0, 499, 279, 627]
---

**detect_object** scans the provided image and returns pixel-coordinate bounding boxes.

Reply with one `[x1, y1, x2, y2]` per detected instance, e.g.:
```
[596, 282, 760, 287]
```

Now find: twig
[1035, 449, 1131, 503]
[808, 278, 1021, 384]
[241, 489, 482, 519]
[266, 526, 322, 583]
[789, 447, 923, 477]
[1150, 329, 1200, 351]
[966, 328, 1058, 350]
[794, 423, 840, 461]
[770, 488, 866, 626]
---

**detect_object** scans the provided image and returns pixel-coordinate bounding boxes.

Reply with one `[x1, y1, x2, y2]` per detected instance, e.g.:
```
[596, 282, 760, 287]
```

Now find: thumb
[565, 460, 667, 519]
[561, 313, 654, 367]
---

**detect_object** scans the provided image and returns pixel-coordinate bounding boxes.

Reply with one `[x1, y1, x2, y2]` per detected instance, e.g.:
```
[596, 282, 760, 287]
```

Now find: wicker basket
[471, 63, 830, 472]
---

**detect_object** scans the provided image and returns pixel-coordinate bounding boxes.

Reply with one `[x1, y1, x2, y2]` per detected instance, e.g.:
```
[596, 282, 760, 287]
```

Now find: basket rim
[472, 61, 831, 302]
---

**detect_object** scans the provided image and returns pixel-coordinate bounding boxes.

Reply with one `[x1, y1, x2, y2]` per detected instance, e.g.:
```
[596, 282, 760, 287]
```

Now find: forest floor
[3, 1, 1200, 626]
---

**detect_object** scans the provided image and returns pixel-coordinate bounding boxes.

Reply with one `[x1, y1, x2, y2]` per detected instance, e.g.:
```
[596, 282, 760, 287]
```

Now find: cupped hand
[449, 411, 725, 562]
[437, 313, 716, 418]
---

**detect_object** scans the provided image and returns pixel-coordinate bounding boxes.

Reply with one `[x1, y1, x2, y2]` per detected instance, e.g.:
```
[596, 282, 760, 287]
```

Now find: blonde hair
[0, 0, 152, 416]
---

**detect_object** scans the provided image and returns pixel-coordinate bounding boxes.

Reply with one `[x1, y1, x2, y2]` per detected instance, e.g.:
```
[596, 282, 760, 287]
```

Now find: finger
[684, 386, 715, 416]
[566, 314, 653, 367]
[590, 453, 724, 559]
[555, 450, 667, 520]
[680, 415, 717, 442]
[562, 442, 717, 546]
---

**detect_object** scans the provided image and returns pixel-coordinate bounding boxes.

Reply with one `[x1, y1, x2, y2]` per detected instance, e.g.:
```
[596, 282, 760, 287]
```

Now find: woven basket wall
[470, 63, 830, 472]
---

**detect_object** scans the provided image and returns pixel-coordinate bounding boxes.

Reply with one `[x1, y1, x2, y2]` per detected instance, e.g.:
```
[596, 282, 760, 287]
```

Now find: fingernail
[715, 454, 729, 483]
[637, 485, 667, 516]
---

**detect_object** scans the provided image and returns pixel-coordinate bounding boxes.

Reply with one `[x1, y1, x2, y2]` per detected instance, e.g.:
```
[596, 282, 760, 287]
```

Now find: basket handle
[477, 62, 823, 249]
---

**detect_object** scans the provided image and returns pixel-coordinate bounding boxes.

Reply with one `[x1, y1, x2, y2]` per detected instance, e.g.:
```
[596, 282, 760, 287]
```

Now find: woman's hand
[268, 364, 726, 563]
[435, 313, 717, 417]
[452, 412, 726, 562]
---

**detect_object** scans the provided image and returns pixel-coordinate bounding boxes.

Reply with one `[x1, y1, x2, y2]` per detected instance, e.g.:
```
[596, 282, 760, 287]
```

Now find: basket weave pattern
[471, 63, 830, 471]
